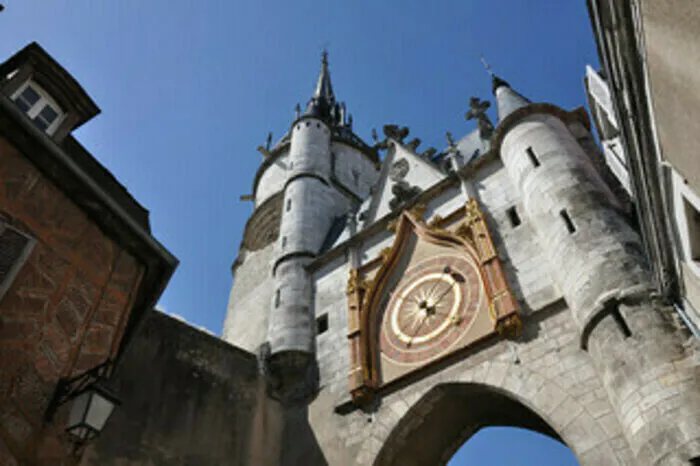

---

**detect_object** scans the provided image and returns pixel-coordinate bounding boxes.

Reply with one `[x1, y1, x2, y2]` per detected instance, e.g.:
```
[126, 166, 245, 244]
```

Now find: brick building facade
[0, 43, 176, 465]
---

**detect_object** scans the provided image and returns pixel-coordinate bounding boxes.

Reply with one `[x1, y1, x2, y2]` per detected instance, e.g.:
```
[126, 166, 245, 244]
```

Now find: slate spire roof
[492, 74, 531, 122]
[304, 50, 338, 123]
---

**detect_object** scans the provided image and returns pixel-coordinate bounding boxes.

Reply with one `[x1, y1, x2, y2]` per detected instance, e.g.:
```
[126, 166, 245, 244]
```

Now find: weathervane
[480, 54, 494, 77]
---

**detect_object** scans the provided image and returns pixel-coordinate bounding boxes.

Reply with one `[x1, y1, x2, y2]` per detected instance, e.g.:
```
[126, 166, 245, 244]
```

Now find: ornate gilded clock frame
[345, 199, 521, 408]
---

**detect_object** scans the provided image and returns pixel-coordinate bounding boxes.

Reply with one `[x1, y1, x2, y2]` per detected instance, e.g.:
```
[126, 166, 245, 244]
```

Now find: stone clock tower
[222, 53, 380, 403]
[223, 56, 700, 465]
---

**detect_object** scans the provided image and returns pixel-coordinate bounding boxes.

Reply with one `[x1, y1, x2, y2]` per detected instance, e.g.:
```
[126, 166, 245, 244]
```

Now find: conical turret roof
[492, 74, 531, 122]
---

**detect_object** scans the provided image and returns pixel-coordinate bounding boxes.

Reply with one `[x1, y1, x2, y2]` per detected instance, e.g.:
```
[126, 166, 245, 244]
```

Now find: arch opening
[374, 383, 578, 466]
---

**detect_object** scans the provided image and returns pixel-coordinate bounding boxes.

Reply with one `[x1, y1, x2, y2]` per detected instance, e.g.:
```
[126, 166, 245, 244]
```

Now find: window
[316, 314, 329, 335]
[0, 222, 35, 302]
[560, 209, 576, 234]
[352, 169, 360, 187]
[671, 168, 700, 276]
[281, 236, 287, 248]
[11, 82, 63, 135]
[684, 198, 700, 262]
[14, 85, 40, 113]
[506, 206, 521, 228]
[274, 289, 281, 308]
[286, 199, 292, 212]
[526, 147, 540, 167]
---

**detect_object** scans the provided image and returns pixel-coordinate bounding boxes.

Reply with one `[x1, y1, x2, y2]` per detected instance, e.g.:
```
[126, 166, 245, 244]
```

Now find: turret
[262, 53, 377, 403]
[494, 76, 700, 464]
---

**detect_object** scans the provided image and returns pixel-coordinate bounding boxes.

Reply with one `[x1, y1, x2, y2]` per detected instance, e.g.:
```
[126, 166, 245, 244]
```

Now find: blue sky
[1, 1, 597, 463]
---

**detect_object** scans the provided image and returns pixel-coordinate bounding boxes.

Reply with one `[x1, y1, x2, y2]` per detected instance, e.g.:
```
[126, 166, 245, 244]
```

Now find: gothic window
[526, 146, 540, 167]
[11, 81, 64, 135]
[0, 221, 35, 302]
[316, 314, 328, 335]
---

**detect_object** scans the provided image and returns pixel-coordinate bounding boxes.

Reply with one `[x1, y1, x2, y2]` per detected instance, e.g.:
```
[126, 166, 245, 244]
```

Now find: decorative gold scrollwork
[408, 203, 427, 221]
[427, 214, 443, 229]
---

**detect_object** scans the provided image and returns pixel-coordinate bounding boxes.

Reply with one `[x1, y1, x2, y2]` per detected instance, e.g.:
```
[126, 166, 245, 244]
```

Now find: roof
[0, 42, 100, 130]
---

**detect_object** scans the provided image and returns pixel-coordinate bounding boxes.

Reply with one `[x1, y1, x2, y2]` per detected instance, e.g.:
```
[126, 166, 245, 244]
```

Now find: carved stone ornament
[389, 158, 409, 182]
[383, 124, 410, 142]
[388, 181, 421, 211]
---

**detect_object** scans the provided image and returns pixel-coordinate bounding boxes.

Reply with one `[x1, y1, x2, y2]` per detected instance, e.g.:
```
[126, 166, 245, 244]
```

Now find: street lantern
[65, 380, 120, 442]
[45, 359, 121, 446]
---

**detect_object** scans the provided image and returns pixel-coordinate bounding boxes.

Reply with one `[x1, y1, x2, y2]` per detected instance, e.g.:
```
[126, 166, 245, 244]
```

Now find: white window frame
[0, 221, 36, 302]
[10, 80, 65, 136]
[672, 169, 700, 277]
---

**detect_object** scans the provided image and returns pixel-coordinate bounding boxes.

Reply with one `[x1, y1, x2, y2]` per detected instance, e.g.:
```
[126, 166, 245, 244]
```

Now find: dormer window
[11, 81, 63, 135]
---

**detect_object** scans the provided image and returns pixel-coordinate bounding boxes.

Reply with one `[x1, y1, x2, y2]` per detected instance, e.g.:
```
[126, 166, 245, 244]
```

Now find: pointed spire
[304, 50, 338, 122]
[493, 75, 531, 122]
[314, 50, 335, 101]
[479, 55, 531, 122]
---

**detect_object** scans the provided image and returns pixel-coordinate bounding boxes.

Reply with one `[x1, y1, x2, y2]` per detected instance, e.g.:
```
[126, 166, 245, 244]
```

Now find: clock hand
[424, 265, 452, 301]
[433, 279, 458, 306]
[406, 313, 429, 348]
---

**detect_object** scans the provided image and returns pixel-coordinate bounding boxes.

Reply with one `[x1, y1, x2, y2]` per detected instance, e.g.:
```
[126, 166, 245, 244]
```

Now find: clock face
[380, 254, 484, 366]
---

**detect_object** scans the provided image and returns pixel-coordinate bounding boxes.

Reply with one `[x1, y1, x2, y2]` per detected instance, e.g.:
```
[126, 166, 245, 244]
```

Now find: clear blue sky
[1, 1, 596, 464]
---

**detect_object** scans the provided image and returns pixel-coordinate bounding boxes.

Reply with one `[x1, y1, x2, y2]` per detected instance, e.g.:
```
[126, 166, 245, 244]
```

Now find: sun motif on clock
[380, 254, 485, 366]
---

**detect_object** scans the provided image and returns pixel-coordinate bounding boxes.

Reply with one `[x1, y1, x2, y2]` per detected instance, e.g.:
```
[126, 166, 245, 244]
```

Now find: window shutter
[0, 223, 35, 301]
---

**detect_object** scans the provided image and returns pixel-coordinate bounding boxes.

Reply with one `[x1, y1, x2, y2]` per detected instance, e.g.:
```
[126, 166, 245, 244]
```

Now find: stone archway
[374, 382, 572, 466]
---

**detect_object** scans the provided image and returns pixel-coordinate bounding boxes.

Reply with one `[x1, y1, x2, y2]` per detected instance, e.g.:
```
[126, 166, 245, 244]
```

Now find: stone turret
[493, 76, 700, 465]
[223, 52, 380, 405]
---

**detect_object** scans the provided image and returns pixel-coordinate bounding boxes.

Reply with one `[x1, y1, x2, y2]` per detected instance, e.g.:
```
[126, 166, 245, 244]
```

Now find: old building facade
[0, 43, 176, 465]
[3, 4, 700, 464]
[586, 0, 700, 337]
[219, 52, 700, 465]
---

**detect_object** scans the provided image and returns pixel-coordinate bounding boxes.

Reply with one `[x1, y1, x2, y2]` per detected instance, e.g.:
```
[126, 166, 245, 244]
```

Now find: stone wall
[81, 310, 269, 466]
[0, 138, 145, 466]
[307, 301, 633, 465]
[223, 242, 277, 352]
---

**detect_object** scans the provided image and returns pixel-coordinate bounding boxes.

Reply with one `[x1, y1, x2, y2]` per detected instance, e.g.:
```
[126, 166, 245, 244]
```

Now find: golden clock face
[380, 254, 484, 365]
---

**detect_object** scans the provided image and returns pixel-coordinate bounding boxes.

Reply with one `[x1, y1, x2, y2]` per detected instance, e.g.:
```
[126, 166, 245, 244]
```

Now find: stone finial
[465, 97, 494, 139]
[265, 132, 273, 151]
[406, 138, 421, 151]
[294, 103, 301, 119]
[445, 131, 457, 150]
[421, 147, 437, 160]
[383, 124, 410, 143]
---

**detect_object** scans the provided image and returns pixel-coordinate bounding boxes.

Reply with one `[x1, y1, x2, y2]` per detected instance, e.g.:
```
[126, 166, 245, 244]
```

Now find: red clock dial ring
[380, 254, 484, 365]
